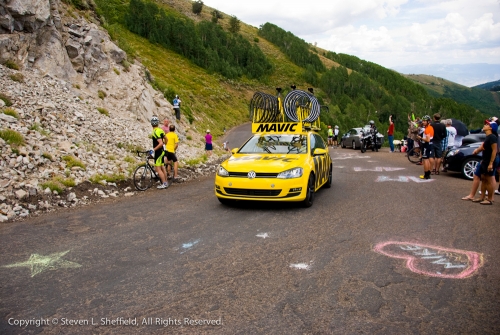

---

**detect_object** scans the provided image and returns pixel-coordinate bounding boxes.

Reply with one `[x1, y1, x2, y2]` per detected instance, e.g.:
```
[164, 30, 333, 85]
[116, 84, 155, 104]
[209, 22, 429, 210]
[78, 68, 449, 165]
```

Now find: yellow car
[215, 123, 332, 207]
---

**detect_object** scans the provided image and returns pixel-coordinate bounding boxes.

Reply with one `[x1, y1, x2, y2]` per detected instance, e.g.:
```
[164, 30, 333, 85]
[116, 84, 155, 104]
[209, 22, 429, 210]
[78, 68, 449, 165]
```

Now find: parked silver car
[340, 127, 385, 149]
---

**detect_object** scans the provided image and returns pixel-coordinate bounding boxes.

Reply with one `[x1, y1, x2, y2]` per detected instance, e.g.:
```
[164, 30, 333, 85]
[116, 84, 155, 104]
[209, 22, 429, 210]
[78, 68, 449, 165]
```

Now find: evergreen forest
[81, 0, 492, 141]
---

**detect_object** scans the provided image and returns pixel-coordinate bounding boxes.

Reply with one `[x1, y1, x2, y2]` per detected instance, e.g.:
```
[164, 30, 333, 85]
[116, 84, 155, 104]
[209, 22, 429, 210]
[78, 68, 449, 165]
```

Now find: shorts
[333, 135, 338, 141]
[154, 150, 165, 167]
[422, 142, 434, 159]
[328, 136, 333, 139]
[479, 156, 500, 177]
[205, 143, 213, 151]
[432, 142, 443, 158]
[166, 151, 178, 163]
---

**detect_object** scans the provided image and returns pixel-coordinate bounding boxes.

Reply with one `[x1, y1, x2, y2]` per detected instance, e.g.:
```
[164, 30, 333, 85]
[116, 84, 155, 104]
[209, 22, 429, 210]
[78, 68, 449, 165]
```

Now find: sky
[201, 0, 500, 86]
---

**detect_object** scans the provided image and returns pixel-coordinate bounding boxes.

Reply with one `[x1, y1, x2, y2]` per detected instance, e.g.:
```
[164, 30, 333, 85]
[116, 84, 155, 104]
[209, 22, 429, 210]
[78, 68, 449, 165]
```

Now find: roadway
[1, 123, 499, 334]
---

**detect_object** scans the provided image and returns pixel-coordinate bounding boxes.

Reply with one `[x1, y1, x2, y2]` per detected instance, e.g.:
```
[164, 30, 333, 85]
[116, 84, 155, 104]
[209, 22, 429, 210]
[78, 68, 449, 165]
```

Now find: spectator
[205, 129, 213, 156]
[407, 114, 418, 156]
[441, 119, 457, 172]
[161, 119, 170, 134]
[418, 115, 434, 179]
[173, 95, 181, 121]
[462, 120, 498, 204]
[327, 126, 333, 147]
[334, 125, 339, 148]
[165, 124, 180, 182]
[431, 113, 447, 175]
[387, 115, 395, 152]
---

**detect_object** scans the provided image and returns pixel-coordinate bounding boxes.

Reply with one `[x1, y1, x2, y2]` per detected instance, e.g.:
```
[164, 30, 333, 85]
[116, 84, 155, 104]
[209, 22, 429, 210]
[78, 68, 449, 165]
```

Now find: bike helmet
[369, 120, 375, 125]
[150, 116, 159, 126]
[488, 116, 498, 123]
[422, 115, 431, 121]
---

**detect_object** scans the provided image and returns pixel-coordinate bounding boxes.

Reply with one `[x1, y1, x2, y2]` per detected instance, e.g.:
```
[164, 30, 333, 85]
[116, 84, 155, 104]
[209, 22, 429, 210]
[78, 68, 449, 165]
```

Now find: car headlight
[447, 149, 460, 157]
[277, 167, 303, 179]
[217, 165, 229, 177]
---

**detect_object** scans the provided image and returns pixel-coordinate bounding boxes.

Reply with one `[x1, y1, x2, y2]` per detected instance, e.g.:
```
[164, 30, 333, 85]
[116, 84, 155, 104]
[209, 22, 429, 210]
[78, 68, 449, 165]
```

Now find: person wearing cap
[418, 115, 434, 179]
[205, 129, 213, 156]
[327, 126, 333, 147]
[462, 120, 498, 204]
[334, 125, 339, 148]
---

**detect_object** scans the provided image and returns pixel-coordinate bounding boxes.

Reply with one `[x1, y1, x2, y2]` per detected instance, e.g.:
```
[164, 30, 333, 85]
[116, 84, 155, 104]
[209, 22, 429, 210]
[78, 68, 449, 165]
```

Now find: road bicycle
[407, 147, 421, 163]
[133, 151, 172, 191]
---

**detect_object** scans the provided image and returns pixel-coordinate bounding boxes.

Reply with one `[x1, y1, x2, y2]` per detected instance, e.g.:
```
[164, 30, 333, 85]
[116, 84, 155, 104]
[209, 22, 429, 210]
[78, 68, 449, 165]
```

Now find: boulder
[103, 41, 126, 63]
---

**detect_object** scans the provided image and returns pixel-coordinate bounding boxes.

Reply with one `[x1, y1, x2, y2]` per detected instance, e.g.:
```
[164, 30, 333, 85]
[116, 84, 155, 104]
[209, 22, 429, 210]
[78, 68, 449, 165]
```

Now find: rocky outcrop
[0, 1, 224, 222]
[0, 64, 223, 222]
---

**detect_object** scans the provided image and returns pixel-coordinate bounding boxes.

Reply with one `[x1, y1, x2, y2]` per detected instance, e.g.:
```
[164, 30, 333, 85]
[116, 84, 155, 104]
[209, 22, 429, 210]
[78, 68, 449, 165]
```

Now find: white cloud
[201, 0, 500, 80]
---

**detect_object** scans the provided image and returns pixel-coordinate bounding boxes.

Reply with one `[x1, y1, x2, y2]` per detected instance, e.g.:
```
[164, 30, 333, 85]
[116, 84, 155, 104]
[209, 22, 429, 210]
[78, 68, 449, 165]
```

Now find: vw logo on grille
[247, 170, 256, 179]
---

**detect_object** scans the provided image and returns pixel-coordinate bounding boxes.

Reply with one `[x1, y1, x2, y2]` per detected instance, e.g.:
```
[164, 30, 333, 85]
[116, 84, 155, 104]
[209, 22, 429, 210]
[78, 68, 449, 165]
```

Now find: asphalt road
[1, 124, 499, 334]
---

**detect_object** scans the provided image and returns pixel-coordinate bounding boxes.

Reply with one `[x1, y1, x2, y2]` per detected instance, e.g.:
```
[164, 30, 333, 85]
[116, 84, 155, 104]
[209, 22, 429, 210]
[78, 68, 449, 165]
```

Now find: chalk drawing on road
[180, 239, 201, 254]
[290, 262, 313, 270]
[256, 233, 269, 239]
[374, 241, 484, 279]
[3, 250, 81, 277]
[332, 153, 370, 160]
[376, 176, 435, 183]
[354, 167, 406, 172]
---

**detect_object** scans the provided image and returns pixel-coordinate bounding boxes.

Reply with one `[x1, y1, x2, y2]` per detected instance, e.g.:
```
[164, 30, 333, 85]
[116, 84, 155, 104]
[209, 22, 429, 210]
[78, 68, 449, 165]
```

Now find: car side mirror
[313, 148, 327, 156]
[231, 148, 238, 155]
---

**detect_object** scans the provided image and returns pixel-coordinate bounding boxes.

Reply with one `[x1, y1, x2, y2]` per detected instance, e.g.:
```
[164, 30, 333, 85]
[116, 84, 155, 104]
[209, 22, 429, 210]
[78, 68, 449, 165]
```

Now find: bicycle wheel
[133, 164, 153, 191]
[407, 148, 421, 163]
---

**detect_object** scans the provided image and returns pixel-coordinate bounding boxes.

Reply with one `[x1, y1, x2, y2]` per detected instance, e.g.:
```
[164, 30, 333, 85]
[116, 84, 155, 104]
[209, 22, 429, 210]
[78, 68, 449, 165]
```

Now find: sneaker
[478, 191, 488, 195]
[416, 162, 423, 165]
[496, 190, 500, 195]
[157, 183, 168, 189]
[173, 177, 181, 183]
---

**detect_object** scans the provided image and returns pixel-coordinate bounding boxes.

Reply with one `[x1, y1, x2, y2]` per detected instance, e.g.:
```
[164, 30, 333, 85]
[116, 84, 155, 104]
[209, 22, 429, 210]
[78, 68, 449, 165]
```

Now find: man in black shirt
[431, 113, 447, 174]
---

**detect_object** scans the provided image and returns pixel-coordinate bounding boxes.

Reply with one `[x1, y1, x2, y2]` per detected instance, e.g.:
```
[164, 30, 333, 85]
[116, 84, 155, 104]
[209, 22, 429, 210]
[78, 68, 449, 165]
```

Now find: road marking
[256, 233, 269, 239]
[3, 250, 81, 277]
[376, 176, 435, 183]
[374, 241, 483, 279]
[180, 239, 201, 253]
[354, 167, 406, 172]
[290, 263, 311, 270]
[332, 154, 370, 160]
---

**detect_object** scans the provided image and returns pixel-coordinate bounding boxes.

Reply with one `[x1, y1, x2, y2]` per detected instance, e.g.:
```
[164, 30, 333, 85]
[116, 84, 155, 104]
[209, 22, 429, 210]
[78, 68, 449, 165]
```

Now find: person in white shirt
[445, 119, 457, 149]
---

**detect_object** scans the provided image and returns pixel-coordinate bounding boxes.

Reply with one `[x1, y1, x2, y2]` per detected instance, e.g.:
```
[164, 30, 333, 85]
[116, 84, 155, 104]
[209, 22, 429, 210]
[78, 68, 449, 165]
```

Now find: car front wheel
[461, 157, 480, 180]
[301, 174, 315, 207]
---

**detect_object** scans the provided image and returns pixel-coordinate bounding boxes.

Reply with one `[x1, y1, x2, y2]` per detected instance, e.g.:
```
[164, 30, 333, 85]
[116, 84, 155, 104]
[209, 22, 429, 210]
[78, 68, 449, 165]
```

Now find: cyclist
[165, 124, 180, 182]
[327, 126, 333, 147]
[150, 116, 168, 189]
[418, 115, 434, 179]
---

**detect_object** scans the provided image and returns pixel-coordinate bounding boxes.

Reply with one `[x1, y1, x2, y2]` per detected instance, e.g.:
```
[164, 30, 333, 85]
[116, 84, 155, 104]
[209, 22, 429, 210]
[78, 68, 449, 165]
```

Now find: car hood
[222, 154, 307, 172]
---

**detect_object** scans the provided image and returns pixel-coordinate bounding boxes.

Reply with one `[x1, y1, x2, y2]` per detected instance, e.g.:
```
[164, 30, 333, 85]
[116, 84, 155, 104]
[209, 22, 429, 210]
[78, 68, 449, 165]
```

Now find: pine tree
[192, 0, 203, 15]
[228, 16, 240, 34]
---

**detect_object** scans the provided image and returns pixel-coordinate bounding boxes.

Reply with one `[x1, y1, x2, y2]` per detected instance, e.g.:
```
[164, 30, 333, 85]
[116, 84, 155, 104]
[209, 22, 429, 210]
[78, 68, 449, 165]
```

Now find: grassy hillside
[80, 0, 489, 142]
[404, 74, 500, 116]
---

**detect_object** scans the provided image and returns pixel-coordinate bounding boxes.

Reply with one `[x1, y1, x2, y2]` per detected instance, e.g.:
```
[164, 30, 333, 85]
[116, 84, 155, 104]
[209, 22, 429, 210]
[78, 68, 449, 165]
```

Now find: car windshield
[238, 135, 308, 154]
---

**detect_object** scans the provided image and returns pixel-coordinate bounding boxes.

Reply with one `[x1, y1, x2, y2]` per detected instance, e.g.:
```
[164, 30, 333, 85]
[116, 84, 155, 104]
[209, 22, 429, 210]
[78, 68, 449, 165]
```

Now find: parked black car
[443, 143, 482, 180]
[462, 132, 486, 145]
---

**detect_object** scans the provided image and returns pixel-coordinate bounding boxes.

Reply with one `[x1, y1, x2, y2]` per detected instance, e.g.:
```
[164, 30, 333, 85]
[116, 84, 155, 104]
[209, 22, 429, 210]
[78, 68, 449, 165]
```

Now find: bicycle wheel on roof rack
[133, 164, 154, 191]
[250, 92, 281, 123]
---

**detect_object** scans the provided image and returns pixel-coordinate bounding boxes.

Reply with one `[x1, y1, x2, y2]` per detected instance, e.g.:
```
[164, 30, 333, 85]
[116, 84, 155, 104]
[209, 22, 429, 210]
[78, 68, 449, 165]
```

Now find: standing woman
[462, 120, 498, 204]
[205, 129, 213, 156]
[388, 115, 395, 152]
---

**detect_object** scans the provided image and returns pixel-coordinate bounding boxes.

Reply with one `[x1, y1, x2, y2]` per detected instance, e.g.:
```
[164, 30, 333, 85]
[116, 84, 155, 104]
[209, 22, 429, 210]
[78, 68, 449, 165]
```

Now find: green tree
[211, 9, 223, 23]
[229, 16, 240, 34]
[192, 0, 203, 15]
